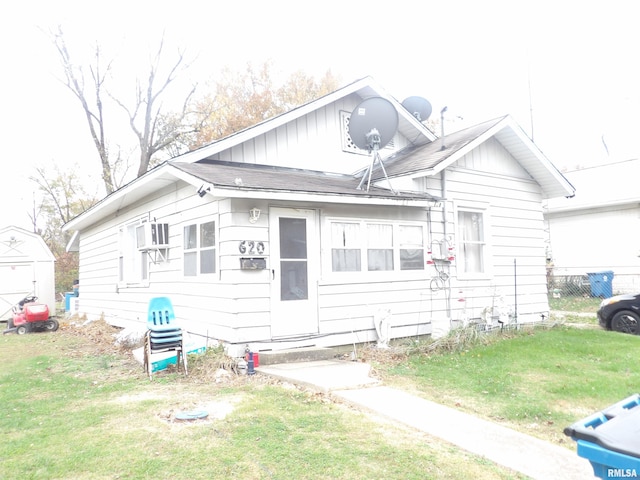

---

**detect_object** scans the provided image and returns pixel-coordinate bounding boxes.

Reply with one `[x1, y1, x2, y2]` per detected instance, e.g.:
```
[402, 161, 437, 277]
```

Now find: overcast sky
[1, 0, 638, 230]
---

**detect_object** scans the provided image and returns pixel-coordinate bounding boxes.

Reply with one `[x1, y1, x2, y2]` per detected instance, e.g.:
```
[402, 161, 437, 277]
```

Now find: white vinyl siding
[440, 141, 548, 324]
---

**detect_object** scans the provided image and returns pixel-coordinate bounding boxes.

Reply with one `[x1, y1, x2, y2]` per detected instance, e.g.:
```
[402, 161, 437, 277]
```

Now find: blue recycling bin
[564, 394, 640, 479]
[64, 292, 75, 311]
[587, 271, 614, 298]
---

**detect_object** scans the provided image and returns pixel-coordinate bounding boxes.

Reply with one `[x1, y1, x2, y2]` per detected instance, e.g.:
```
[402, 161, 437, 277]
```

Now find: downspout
[441, 169, 451, 320]
[442, 169, 448, 239]
[440, 106, 449, 244]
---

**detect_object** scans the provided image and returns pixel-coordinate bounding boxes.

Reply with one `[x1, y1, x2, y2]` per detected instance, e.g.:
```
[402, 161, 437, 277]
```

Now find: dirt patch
[156, 396, 243, 425]
[59, 318, 130, 356]
[55, 318, 283, 388]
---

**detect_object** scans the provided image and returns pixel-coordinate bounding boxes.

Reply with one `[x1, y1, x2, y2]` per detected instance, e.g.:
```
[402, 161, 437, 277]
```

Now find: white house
[545, 158, 640, 295]
[0, 226, 56, 321]
[63, 77, 574, 356]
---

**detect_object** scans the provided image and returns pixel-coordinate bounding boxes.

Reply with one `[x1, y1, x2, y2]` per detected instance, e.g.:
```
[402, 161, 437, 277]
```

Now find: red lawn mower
[3, 295, 59, 335]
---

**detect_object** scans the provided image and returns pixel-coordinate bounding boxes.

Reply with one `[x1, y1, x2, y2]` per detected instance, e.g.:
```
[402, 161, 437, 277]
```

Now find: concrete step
[257, 346, 336, 365]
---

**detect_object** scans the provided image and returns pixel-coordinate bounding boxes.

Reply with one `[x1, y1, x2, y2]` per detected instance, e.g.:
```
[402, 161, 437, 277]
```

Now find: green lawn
[0, 330, 524, 480]
[548, 295, 601, 313]
[378, 325, 640, 447]
[4, 321, 632, 478]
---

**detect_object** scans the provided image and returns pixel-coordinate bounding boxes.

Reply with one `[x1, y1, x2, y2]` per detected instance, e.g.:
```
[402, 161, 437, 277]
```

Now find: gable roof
[63, 78, 573, 234]
[374, 115, 575, 200]
[545, 158, 640, 213]
[172, 76, 437, 164]
[0, 225, 55, 262]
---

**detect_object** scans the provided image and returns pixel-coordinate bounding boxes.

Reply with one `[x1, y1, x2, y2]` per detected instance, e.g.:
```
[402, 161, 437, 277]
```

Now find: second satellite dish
[402, 96, 432, 122]
[348, 97, 398, 151]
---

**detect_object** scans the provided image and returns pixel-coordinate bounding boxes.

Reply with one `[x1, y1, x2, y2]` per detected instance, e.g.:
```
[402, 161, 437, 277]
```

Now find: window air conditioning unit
[136, 223, 169, 250]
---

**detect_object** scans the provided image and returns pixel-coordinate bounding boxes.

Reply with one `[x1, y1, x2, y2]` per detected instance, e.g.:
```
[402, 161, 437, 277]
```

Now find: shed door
[270, 208, 319, 338]
[0, 264, 34, 320]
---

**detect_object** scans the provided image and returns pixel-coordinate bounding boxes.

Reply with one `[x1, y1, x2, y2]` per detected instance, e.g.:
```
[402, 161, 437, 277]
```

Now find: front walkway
[258, 360, 595, 480]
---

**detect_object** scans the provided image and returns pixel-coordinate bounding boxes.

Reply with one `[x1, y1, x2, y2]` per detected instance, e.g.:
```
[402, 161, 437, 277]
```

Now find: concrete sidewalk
[258, 360, 595, 480]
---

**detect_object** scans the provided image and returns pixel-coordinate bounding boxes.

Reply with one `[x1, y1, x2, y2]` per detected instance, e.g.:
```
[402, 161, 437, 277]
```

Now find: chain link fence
[547, 272, 591, 298]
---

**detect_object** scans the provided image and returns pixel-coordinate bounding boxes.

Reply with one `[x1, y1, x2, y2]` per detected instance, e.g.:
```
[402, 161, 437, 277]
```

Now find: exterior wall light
[249, 207, 261, 224]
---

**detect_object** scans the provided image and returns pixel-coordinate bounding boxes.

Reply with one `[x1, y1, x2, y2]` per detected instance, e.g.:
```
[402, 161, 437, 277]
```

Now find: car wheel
[610, 310, 640, 334]
[16, 325, 28, 335]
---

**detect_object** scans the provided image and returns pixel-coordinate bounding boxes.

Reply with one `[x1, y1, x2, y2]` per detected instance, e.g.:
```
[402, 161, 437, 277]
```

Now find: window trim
[454, 203, 492, 279]
[183, 219, 218, 278]
[324, 217, 428, 279]
[117, 217, 150, 288]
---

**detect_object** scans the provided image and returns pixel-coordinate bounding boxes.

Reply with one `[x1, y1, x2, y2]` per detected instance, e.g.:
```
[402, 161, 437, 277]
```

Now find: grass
[548, 295, 601, 313]
[376, 324, 640, 447]
[0, 328, 524, 480]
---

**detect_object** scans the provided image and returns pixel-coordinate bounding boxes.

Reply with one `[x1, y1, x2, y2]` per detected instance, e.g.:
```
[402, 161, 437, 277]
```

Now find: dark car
[597, 293, 640, 334]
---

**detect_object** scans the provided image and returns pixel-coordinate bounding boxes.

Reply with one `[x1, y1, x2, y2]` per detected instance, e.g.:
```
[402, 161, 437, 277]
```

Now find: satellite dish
[402, 96, 432, 122]
[348, 97, 398, 151]
[347, 97, 399, 193]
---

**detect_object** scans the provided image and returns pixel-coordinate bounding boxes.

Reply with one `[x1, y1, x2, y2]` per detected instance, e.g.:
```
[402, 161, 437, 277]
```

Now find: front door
[270, 207, 319, 338]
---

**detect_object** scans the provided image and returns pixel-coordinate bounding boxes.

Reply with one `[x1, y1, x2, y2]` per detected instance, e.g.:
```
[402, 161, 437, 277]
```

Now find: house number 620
[239, 241, 265, 254]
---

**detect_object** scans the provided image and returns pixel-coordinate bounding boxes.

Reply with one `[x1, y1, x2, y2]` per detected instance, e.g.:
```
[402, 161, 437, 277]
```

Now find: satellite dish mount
[358, 127, 395, 193]
[348, 97, 399, 193]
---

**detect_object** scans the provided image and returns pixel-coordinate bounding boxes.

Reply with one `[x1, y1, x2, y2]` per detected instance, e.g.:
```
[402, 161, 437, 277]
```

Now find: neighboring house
[0, 226, 56, 321]
[63, 77, 574, 356]
[545, 158, 640, 295]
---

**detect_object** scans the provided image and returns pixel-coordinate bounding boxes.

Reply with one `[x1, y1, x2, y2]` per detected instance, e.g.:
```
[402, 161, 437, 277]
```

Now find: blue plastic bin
[564, 394, 640, 479]
[64, 292, 75, 311]
[587, 271, 614, 298]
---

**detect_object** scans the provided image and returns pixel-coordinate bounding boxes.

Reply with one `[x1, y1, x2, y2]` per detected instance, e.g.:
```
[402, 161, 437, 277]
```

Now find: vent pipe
[440, 106, 448, 150]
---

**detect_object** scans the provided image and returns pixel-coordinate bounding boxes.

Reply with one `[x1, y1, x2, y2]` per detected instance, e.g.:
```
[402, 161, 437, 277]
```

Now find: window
[331, 222, 361, 271]
[458, 210, 485, 274]
[399, 225, 425, 270]
[367, 224, 393, 271]
[329, 220, 425, 273]
[184, 220, 216, 276]
[118, 220, 149, 285]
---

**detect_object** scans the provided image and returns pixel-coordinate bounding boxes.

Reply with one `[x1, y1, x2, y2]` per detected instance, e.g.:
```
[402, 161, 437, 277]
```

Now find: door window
[279, 218, 308, 301]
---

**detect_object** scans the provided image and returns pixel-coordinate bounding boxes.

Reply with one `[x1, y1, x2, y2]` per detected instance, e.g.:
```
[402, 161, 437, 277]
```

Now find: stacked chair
[143, 297, 188, 380]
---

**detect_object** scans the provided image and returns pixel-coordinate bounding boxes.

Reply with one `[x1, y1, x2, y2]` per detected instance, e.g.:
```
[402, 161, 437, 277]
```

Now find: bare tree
[110, 37, 198, 177]
[30, 164, 99, 293]
[31, 165, 98, 252]
[53, 26, 115, 193]
[52, 27, 198, 191]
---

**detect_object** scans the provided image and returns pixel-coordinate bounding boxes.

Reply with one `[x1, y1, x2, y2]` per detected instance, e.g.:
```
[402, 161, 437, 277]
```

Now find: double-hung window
[118, 219, 149, 285]
[184, 220, 216, 276]
[367, 224, 393, 271]
[331, 222, 361, 272]
[458, 210, 486, 274]
[399, 225, 425, 270]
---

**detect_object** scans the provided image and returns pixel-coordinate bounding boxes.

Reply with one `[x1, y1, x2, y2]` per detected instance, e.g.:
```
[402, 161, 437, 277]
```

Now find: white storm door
[270, 208, 319, 338]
